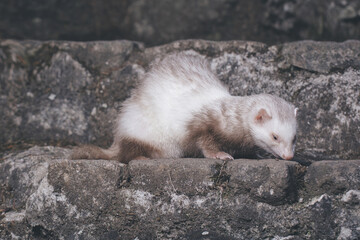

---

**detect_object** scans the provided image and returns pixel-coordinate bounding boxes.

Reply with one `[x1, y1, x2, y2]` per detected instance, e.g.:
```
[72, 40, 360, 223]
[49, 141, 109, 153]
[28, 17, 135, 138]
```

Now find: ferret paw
[206, 151, 234, 161]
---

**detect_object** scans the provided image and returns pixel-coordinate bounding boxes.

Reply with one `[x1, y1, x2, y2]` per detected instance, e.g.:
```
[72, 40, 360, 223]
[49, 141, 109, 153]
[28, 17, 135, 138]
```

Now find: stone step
[1, 146, 359, 239]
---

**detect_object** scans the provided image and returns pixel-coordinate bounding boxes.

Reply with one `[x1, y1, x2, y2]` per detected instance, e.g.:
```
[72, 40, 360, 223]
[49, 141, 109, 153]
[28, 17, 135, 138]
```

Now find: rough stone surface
[0, 38, 359, 239]
[304, 160, 360, 197]
[1, 39, 359, 161]
[1, 0, 360, 46]
[226, 160, 304, 205]
[1, 147, 360, 239]
[0, 40, 145, 152]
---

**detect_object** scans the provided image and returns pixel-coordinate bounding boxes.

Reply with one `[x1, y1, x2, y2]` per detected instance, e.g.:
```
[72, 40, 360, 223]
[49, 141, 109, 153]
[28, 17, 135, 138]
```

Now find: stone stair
[1, 146, 359, 239]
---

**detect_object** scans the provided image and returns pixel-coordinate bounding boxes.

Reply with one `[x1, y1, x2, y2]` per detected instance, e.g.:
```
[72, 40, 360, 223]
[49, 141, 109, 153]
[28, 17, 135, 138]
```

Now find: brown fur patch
[118, 138, 162, 164]
[184, 105, 257, 159]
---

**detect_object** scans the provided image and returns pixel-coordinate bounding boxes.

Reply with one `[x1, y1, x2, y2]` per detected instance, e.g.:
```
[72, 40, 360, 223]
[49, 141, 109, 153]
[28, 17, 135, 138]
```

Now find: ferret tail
[70, 143, 120, 160]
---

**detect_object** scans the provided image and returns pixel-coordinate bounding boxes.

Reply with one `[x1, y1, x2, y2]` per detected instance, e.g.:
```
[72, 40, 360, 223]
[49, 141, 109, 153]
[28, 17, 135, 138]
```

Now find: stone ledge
[1, 146, 360, 239]
[128, 158, 222, 196]
[227, 160, 304, 205]
[304, 160, 360, 197]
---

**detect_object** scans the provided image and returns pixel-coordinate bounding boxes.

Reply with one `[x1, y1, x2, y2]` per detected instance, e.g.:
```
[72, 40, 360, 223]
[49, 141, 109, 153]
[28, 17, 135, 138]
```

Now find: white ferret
[71, 53, 298, 163]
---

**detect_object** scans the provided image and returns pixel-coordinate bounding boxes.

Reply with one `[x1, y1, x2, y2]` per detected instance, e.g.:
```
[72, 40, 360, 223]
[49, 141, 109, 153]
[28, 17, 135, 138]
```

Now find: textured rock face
[1, 147, 360, 239]
[0, 39, 359, 239]
[1, 0, 360, 46]
[1, 39, 359, 160]
[0, 40, 144, 151]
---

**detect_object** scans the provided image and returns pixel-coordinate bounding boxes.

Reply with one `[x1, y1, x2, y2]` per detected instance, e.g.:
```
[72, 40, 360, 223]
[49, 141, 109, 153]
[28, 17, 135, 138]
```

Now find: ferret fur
[71, 53, 298, 163]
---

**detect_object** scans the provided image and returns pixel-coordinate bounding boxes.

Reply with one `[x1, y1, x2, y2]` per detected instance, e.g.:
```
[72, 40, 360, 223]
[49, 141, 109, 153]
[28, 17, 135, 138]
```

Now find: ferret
[71, 53, 298, 163]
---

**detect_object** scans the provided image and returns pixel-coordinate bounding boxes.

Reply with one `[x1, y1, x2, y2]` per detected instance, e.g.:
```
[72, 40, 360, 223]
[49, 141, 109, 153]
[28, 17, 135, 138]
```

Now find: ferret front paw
[205, 151, 234, 160]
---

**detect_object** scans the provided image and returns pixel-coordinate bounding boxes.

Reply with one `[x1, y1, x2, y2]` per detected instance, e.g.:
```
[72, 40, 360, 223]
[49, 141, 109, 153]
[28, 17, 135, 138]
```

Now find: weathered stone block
[48, 159, 125, 211]
[304, 160, 360, 197]
[281, 40, 360, 73]
[128, 158, 222, 196]
[1, 147, 360, 239]
[0, 146, 71, 210]
[227, 159, 305, 205]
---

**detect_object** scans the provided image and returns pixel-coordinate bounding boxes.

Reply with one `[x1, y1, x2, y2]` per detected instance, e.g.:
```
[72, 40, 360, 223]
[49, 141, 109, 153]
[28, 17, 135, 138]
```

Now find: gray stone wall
[0, 39, 359, 160]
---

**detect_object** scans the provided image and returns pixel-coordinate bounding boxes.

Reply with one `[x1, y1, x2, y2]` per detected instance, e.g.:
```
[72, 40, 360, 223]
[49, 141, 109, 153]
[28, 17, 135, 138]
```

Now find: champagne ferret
[71, 53, 298, 163]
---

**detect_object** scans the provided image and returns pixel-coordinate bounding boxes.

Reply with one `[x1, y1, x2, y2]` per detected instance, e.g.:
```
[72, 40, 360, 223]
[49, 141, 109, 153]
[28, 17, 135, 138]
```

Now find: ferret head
[249, 95, 298, 160]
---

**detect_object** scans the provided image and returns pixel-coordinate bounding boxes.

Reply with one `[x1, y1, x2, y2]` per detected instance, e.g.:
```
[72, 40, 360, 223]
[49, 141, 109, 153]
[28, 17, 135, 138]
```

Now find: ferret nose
[282, 154, 293, 160]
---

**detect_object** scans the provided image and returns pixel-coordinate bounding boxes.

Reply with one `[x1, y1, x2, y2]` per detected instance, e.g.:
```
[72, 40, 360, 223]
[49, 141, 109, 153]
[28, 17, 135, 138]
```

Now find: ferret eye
[272, 134, 278, 141]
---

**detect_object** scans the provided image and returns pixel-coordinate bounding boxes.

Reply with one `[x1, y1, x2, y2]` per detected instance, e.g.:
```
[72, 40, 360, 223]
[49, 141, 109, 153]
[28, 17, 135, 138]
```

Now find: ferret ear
[255, 108, 272, 124]
[294, 108, 298, 117]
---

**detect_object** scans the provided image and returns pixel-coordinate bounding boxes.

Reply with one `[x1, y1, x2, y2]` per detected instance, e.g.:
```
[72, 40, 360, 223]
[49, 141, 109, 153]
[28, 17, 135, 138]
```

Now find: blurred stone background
[1, 0, 360, 46]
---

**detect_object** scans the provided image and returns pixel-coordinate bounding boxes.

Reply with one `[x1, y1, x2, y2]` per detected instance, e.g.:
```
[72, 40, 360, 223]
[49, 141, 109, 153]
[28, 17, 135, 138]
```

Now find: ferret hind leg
[119, 138, 162, 163]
